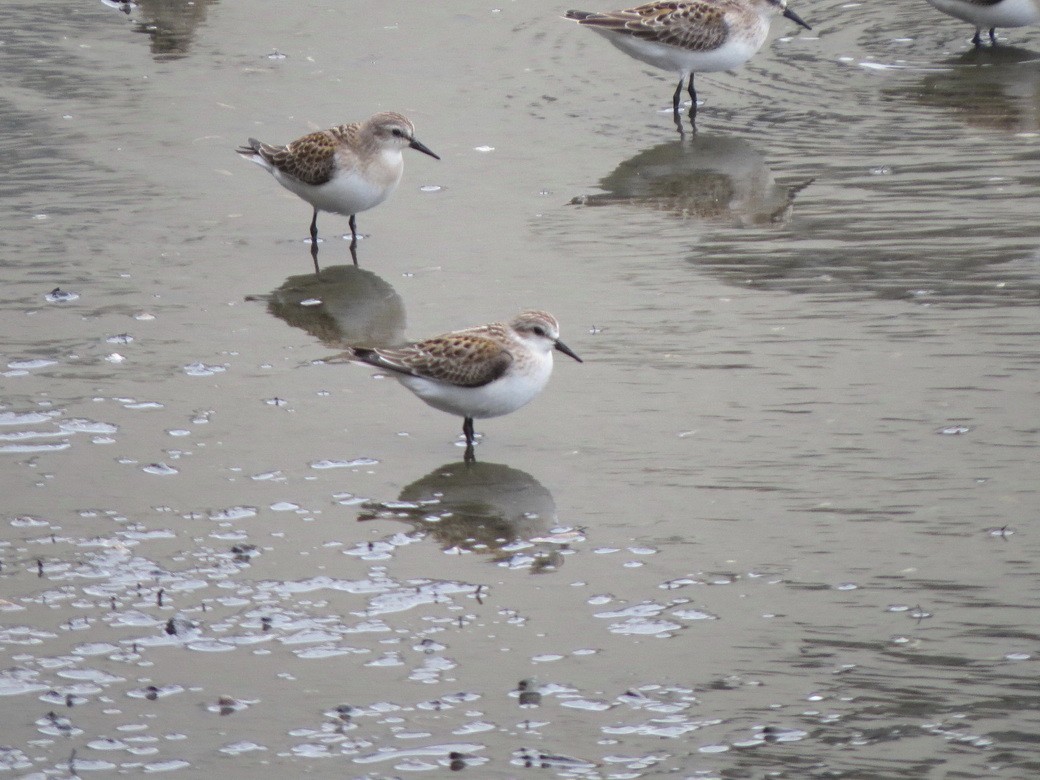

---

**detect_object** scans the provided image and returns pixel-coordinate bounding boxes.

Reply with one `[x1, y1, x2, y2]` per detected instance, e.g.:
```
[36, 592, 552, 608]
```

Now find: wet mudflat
[1, 1, 1038, 777]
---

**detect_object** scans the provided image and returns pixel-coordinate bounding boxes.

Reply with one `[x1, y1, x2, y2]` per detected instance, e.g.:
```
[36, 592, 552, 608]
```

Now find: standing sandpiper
[347, 311, 582, 462]
[237, 112, 439, 268]
[565, 0, 811, 121]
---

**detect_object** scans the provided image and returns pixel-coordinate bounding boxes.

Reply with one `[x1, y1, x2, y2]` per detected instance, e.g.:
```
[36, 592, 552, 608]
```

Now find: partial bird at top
[565, 0, 811, 125]
[924, 0, 1040, 47]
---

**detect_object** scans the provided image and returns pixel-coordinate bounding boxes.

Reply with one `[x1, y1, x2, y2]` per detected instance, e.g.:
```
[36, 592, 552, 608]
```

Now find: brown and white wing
[353, 334, 514, 388]
[252, 130, 339, 186]
[568, 1, 729, 52]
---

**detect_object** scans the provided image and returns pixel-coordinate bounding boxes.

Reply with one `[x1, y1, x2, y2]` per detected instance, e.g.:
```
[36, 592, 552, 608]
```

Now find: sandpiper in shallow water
[236, 112, 439, 267]
[924, 0, 1040, 46]
[347, 310, 582, 462]
[565, 0, 811, 120]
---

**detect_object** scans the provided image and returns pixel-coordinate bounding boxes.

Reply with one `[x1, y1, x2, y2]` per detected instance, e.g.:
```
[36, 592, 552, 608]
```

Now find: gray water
[1, 1, 1038, 777]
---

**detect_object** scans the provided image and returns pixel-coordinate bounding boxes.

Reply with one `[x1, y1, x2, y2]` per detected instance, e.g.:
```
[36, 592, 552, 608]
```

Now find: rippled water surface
[2, 1, 1038, 777]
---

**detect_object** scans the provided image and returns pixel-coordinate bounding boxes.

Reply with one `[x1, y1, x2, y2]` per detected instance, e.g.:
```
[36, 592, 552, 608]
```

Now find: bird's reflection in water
[359, 461, 582, 573]
[571, 135, 812, 226]
[897, 47, 1040, 133]
[257, 264, 406, 349]
[101, 0, 220, 60]
[309, 236, 358, 274]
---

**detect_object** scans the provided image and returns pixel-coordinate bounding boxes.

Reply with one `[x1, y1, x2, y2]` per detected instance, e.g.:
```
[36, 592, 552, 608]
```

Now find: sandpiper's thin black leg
[684, 74, 699, 127]
[310, 239, 320, 273]
[673, 76, 697, 130]
[309, 208, 319, 246]
[972, 28, 983, 47]
[463, 417, 476, 463]
[989, 27, 998, 45]
[348, 214, 358, 253]
[348, 242, 358, 267]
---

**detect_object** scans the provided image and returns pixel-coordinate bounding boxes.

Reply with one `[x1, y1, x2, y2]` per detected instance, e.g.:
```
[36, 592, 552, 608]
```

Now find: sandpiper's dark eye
[532, 326, 546, 337]
[391, 128, 404, 137]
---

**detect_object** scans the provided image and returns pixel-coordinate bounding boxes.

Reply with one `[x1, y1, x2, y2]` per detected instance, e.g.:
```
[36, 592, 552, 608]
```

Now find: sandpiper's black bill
[410, 138, 440, 160]
[555, 340, 583, 363]
[783, 7, 811, 31]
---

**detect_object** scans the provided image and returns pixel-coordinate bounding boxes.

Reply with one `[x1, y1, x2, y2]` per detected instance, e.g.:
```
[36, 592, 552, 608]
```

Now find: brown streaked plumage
[247, 129, 342, 187]
[353, 329, 516, 388]
[568, 3, 731, 52]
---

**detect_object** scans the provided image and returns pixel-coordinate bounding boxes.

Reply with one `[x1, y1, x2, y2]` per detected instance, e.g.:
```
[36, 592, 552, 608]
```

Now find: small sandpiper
[565, 0, 811, 120]
[236, 112, 439, 267]
[924, 0, 1040, 47]
[346, 310, 582, 462]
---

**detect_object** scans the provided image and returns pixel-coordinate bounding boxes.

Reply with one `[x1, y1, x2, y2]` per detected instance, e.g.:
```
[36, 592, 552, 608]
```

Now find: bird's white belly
[928, 0, 1040, 27]
[398, 356, 554, 420]
[601, 25, 766, 74]
[274, 167, 401, 216]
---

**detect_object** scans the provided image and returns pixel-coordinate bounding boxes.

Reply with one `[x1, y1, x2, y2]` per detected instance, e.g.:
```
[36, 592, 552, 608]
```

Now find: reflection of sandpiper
[571, 135, 812, 226]
[896, 47, 1040, 134]
[257, 265, 406, 350]
[359, 461, 582, 571]
[102, 0, 218, 59]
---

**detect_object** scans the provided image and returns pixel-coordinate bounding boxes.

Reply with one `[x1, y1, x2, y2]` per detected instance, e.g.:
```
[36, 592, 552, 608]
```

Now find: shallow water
[1, 1, 1039, 777]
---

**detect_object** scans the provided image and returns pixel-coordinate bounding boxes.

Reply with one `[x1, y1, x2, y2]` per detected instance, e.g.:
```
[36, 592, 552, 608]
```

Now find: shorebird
[347, 310, 582, 461]
[565, 0, 811, 121]
[237, 112, 439, 268]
